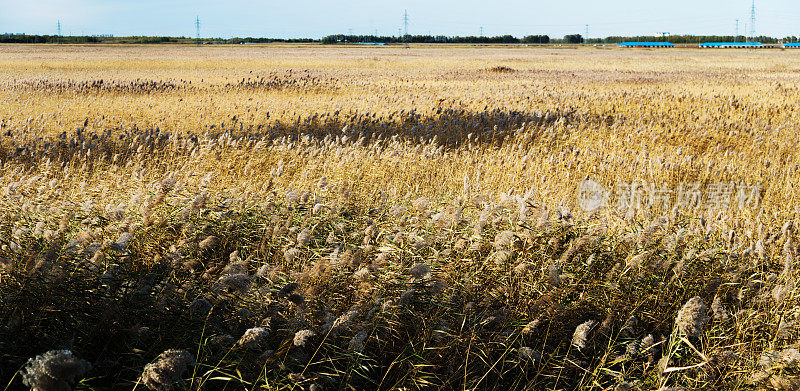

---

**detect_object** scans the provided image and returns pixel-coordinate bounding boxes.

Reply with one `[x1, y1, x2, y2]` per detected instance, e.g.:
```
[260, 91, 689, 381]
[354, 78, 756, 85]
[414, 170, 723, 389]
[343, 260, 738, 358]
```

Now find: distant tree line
[2, 33, 797, 45]
[521, 35, 550, 44]
[0, 34, 102, 44]
[590, 35, 796, 44]
[561, 34, 584, 44]
[0, 34, 314, 44]
[225, 37, 315, 44]
[320, 34, 547, 44]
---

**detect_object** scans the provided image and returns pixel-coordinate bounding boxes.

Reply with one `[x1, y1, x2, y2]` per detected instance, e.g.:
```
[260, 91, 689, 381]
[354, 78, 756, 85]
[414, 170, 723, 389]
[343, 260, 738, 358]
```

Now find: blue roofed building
[699, 42, 764, 48]
[784, 43, 800, 48]
[618, 42, 675, 48]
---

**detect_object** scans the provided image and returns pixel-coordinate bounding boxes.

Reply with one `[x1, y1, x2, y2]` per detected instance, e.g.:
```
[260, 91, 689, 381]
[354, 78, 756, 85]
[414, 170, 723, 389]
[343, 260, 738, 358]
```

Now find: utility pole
[195, 16, 201, 45]
[735, 19, 739, 42]
[744, 22, 748, 42]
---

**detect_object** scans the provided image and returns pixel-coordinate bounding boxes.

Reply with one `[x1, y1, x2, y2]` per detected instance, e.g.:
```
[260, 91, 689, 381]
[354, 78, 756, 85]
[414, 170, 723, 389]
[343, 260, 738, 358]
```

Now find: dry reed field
[1, 44, 800, 390]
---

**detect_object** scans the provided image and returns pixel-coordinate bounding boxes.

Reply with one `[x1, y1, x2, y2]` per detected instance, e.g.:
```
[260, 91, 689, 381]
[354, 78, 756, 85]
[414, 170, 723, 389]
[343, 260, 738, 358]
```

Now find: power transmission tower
[585, 24, 589, 43]
[57, 20, 61, 36]
[195, 16, 201, 45]
[480, 26, 483, 37]
[735, 19, 739, 42]
[749, 0, 756, 42]
[403, 9, 409, 45]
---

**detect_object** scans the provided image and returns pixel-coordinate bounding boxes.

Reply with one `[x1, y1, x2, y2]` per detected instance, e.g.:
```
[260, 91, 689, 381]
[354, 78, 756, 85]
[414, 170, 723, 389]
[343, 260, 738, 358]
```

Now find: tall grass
[0, 45, 798, 390]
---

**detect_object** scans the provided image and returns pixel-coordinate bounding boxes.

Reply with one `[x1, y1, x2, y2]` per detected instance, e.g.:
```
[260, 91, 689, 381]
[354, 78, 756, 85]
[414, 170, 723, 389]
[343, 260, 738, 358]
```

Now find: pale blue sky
[1, 0, 798, 39]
